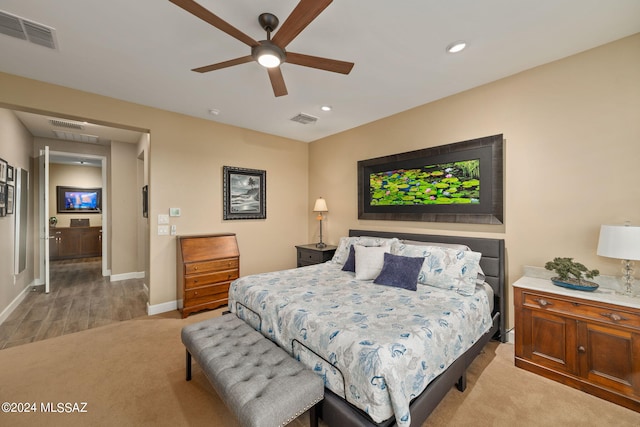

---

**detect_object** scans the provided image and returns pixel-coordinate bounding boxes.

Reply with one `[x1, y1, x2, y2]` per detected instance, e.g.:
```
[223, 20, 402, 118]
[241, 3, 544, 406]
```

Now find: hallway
[0, 257, 147, 349]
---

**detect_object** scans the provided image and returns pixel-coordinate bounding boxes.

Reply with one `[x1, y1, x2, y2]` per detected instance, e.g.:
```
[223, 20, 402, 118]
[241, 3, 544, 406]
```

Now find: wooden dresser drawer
[185, 258, 239, 275]
[184, 269, 239, 289]
[522, 290, 640, 332]
[184, 283, 230, 308]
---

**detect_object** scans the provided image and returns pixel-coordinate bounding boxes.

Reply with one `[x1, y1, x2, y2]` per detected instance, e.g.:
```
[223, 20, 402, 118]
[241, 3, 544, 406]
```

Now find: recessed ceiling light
[320, 105, 332, 112]
[446, 41, 467, 53]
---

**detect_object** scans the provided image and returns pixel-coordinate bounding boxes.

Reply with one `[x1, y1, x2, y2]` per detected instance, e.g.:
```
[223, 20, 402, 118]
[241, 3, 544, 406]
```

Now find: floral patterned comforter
[228, 261, 492, 426]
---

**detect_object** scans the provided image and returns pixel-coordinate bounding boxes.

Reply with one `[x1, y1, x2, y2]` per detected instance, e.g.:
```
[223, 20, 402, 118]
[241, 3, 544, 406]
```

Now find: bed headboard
[349, 229, 506, 342]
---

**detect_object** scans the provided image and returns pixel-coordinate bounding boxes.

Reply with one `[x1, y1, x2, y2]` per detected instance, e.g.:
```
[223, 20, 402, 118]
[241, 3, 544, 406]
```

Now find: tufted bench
[181, 314, 324, 427]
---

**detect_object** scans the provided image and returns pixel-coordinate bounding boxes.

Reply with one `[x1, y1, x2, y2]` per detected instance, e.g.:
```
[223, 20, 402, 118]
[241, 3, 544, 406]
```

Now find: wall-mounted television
[56, 186, 102, 214]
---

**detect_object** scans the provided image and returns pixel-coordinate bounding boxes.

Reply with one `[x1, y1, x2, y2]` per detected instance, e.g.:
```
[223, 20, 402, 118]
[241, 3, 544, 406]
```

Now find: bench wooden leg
[456, 371, 467, 391]
[186, 349, 192, 381]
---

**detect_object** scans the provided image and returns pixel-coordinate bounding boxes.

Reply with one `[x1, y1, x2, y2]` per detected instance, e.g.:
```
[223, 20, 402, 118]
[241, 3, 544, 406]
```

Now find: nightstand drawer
[523, 290, 640, 331]
[298, 249, 325, 264]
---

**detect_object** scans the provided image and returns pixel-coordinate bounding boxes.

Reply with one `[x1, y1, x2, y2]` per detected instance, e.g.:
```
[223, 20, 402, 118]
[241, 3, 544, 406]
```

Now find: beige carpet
[0, 308, 638, 427]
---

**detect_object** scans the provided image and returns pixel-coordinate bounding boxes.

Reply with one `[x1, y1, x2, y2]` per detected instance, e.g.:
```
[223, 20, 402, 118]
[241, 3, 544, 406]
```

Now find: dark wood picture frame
[358, 134, 504, 224]
[7, 165, 14, 182]
[223, 166, 266, 220]
[0, 183, 6, 217]
[0, 158, 7, 184]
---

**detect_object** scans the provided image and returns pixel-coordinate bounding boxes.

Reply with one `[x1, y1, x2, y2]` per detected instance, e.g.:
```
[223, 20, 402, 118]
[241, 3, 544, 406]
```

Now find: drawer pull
[193, 280, 198, 284]
[194, 266, 198, 271]
[578, 345, 586, 353]
[600, 312, 627, 322]
[194, 291, 198, 296]
[534, 298, 552, 307]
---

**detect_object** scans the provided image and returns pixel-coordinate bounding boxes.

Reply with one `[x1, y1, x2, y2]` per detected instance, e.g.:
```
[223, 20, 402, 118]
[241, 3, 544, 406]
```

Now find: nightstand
[295, 244, 337, 267]
[514, 276, 640, 413]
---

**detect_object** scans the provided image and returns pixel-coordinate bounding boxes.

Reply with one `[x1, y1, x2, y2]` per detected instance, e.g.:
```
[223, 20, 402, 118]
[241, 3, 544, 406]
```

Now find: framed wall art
[0, 158, 7, 184]
[6, 184, 14, 215]
[358, 134, 504, 224]
[142, 185, 148, 218]
[7, 165, 14, 182]
[223, 166, 266, 220]
[0, 183, 6, 217]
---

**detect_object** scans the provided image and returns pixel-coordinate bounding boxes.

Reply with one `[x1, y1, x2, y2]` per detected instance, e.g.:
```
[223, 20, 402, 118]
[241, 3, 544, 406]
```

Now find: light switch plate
[170, 225, 177, 235]
[158, 214, 169, 225]
[158, 225, 169, 236]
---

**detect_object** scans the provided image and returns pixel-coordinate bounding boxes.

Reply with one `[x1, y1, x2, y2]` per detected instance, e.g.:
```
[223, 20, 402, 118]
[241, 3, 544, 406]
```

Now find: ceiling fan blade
[272, 0, 332, 49]
[267, 67, 288, 97]
[286, 52, 354, 75]
[169, 0, 258, 47]
[192, 56, 253, 73]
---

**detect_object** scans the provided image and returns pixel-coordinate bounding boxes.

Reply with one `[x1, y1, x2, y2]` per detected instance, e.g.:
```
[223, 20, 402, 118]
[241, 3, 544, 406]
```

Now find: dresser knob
[534, 298, 552, 307]
[194, 266, 198, 270]
[193, 280, 198, 284]
[194, 291, 198, 296]
[600, 312, 626, 322]
[578, 346, 586, 353]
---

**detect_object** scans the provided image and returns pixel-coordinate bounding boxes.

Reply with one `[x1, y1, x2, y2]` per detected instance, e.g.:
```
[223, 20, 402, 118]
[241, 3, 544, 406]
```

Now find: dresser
[514, 276, 640, 412]
[295, 244, 337, 267]
[177, 233, 239, 318]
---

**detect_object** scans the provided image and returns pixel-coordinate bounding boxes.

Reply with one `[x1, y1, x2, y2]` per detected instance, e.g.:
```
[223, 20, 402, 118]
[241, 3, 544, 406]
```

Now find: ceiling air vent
[290, 113, 318, 125]
[49, 119, 84, 130]
[0, 10, 57, 49]
[52, 130, 99, 144]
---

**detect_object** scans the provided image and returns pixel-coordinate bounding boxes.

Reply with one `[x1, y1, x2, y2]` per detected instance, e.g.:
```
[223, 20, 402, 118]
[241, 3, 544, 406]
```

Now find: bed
[228, 229, 506, 427]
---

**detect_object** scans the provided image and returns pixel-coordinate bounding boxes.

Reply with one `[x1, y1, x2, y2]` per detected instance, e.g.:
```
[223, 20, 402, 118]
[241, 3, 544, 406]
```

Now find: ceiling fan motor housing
[252, 41, 286, 68]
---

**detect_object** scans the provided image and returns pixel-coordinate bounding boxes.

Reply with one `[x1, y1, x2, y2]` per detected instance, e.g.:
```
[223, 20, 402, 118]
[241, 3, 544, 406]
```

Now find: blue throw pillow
[341, 245, 356, 272]
[374, 252, 424, 291]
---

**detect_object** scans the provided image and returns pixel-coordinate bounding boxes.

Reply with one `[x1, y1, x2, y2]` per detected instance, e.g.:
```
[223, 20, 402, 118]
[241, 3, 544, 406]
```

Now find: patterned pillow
[354, 245, 390, 280]
[373, 253, 424, 291]
[393, 243, 482, 296]
[331, 236, 399, 265]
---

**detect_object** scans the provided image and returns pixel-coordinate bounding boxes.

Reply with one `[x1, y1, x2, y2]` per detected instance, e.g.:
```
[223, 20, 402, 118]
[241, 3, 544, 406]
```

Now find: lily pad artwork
[369, 160, 480, 206]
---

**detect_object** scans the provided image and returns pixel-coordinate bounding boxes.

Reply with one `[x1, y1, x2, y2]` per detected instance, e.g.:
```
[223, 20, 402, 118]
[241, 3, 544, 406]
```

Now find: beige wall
[309, 34, 640, 328]
[49, 163, 102, 228]
[0, 109, 35, 318]
[110, 141, 139, 276]
[0, 73, 309, 312]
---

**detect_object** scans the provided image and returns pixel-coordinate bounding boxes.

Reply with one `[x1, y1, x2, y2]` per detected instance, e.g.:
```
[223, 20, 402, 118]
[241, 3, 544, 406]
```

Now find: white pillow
[331, 236, 398, 265]
[354, 245, 390, 280]
[393, 243, 481, 295]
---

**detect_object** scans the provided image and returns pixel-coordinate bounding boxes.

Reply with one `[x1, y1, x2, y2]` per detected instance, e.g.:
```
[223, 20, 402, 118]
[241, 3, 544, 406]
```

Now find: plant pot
[551, 277, 599, 292]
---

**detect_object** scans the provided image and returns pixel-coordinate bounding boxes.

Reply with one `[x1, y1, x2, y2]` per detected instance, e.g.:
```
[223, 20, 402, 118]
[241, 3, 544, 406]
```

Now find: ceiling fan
[169, 0, 354, 97]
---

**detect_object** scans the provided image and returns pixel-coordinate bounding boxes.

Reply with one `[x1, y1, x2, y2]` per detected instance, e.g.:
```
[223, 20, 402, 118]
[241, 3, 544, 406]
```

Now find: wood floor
[0, 257, 148, 350]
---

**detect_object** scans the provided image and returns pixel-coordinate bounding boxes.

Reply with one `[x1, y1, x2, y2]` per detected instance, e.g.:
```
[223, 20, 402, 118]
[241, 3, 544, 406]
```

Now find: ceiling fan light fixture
[252, 42, 285, 68]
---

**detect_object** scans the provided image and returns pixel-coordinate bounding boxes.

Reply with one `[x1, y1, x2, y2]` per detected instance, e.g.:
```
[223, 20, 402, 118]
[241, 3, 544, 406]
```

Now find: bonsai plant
[544, 257, 600, 291]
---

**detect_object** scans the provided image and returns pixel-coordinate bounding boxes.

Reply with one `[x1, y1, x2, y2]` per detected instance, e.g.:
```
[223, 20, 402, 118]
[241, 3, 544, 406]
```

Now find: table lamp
[597, 223, 640, 295]
[313, 197, 328, 248]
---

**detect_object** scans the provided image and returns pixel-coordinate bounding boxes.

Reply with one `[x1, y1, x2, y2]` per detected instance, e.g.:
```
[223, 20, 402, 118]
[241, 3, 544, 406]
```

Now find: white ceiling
[1, 0, 639, 143]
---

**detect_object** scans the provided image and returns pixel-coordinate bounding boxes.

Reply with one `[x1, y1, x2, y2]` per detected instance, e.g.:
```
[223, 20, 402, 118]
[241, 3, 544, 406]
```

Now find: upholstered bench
[181, 314, 324, 427]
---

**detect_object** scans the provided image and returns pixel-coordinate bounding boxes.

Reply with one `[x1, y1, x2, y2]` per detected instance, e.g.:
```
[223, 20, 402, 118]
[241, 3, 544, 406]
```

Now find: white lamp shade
[313, 198, 328, 212]
[597, 225, 640, 261]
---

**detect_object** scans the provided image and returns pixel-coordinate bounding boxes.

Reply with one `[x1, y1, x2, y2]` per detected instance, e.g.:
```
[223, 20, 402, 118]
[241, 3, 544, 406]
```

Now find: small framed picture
[0, 158, 7, 184]
[6, 184, 14, 215]
[142, 185, 148, 218]
[7, 165, 14, 182]
[0, 183, 6, 217]
[223, 166, 266, 220]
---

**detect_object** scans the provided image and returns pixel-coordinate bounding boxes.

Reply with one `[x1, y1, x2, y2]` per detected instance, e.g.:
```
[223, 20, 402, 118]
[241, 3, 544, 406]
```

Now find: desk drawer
[185, 258, 239, 275]
[184, 283, 230, 307]
[184, 269, 239, 289]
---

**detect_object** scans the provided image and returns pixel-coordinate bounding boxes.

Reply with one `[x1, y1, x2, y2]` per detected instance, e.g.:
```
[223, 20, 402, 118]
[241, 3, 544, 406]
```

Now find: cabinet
[49, 227, 102, 260]
[177, 233, 239, 318]
[295, 244, 337, 267]
[514, 277, 640, 412]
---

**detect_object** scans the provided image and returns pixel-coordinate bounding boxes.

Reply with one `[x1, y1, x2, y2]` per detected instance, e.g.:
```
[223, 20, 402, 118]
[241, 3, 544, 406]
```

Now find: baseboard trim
[147, 300, 178, 316]
[110, 271, 145, 282]
[0, 282, 35, 324]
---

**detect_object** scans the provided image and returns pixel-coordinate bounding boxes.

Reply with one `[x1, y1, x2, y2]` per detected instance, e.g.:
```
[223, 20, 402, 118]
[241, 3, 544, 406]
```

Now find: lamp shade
[313, 198, 328, 212]
[597, 224, 640, 261]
